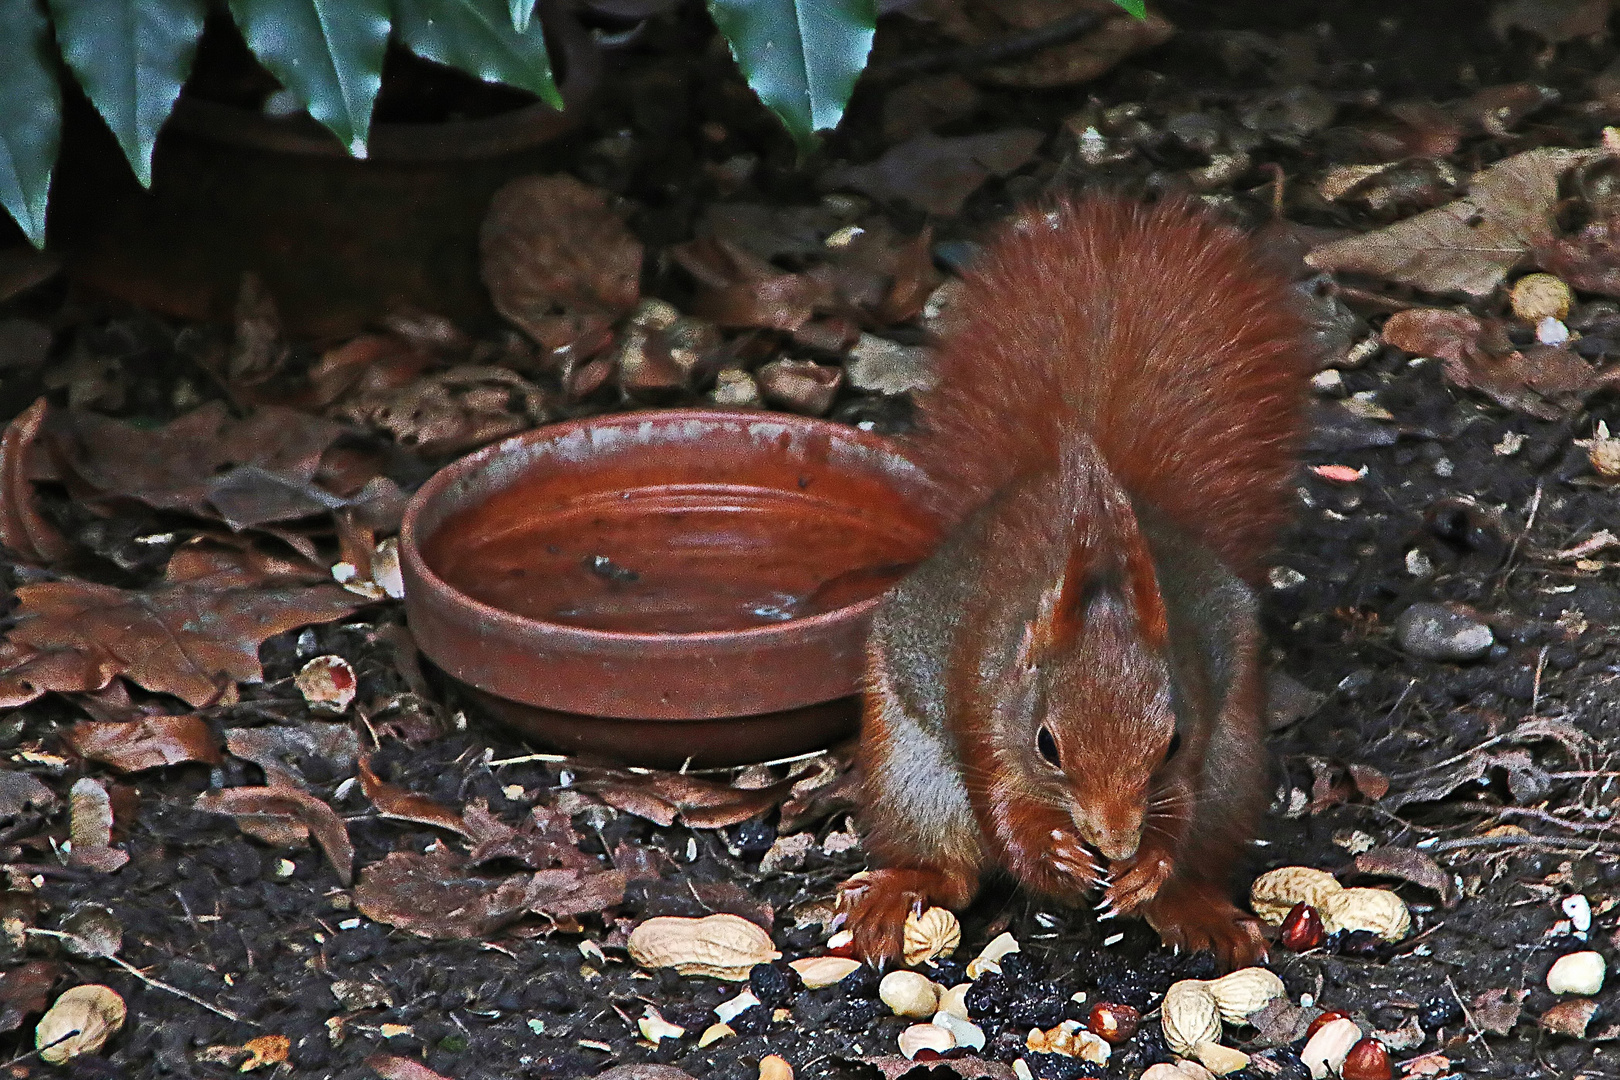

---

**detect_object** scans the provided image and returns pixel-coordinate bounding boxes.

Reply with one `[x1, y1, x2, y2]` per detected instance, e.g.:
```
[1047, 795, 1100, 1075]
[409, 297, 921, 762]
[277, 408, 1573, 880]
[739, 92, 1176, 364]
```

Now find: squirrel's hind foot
[1141, 877, 1268, 971]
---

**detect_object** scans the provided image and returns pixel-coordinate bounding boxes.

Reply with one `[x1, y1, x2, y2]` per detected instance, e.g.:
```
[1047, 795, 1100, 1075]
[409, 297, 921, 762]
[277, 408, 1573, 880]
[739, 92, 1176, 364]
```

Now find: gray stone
[1395, 602, 1494, 661]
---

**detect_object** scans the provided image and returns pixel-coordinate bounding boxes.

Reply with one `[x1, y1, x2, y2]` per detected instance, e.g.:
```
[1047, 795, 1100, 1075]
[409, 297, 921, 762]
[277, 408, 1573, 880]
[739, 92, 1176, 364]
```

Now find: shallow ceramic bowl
[399, 409, 948, 767]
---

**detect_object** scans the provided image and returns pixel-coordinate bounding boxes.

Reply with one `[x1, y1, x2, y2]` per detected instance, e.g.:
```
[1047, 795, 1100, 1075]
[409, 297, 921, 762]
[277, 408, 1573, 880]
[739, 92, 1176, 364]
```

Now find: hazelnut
[1510, 273, 1572, 322]
[1279, 902, 1325, 951]
[904, 907, 962, 967]
[1340, 1037, 1391, 1080]
[1306, 1010, 1351, 1038]
[1088, 1001, 1141, 1043]
[758, 1054, 794, 1080]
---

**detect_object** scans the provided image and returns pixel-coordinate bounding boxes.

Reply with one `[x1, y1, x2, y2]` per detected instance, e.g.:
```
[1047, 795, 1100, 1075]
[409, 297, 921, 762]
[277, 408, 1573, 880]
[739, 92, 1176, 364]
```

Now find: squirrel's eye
[1164, 732, 1182, 762]
[1036, 726, 1061, 767]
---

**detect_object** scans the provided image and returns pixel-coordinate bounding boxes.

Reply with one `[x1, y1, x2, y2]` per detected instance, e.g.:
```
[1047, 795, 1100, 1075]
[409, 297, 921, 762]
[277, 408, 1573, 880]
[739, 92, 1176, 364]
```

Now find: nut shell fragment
[965, 931, 1020, 978]
[627, 914, 780, 981]
[1194, 1042, 1249, 1076]
[1161, 980, 1222, 1057]
[1250, 866, 1344, 924]
[36, 984, 126, 1064]
[1320, 888, 1411, 941]
[903, 906, 962, 966]
[789, 956, 861, 989]
[898, 1023, 955, 1059]
[1206, 967, 1285, 1024]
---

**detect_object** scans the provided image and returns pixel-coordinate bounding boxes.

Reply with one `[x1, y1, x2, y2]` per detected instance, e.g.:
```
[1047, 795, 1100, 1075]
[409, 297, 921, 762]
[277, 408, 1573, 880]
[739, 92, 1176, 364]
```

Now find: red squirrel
[839, 196, 1310, 969]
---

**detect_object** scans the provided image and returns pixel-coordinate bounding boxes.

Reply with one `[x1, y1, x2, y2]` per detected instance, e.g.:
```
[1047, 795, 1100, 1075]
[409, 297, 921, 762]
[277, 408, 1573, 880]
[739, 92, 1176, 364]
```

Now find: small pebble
[1394, 602, 1493, 661]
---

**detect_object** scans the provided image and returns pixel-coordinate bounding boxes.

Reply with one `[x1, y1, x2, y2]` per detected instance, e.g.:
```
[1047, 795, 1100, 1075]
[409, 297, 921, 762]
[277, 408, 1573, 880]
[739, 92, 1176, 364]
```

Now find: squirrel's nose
[1096, 832, 1138, 862]
[1073, 810, 1140, 862]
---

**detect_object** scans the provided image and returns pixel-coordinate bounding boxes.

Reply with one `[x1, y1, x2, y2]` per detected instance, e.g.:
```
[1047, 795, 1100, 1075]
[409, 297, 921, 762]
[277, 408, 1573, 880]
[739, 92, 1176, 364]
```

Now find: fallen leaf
[856, 1056, 1016, 1080]
[464, 802, 595, 871]
[332, 364, 554, 456]
[1471, 987, 1527, 1035]
[46, 401, 353, 530]
[591, 1067, 698, 1080]
[1353, 846, 1459, 907]
[0, 770, 57, 818]
[0, 574, 361, 708]
[225, 722, 360, 789]
[367, 1053, 457, 1080]
[0, 398, 68, 565]
[1306, 146, 1604, 296]
[917, 0, 1172, 89]
[195, 786, 354, 884]
[670, 236, 833, 332]
[1491, 0, 1611, 44]
[66, 715, 222, 773]
[0, 961, 60, 1034]
[1541, 998, 1599, 1037]
[1400, 1052, 1451, 1077]
[824, 130, 1045, 217]
[1534, 214, 1620, 296]
[480, 174, 642, 352]
[1247, 996, 1317, 1048]
[1347, 763, 1391, 801]
[359, 756, 472, 837]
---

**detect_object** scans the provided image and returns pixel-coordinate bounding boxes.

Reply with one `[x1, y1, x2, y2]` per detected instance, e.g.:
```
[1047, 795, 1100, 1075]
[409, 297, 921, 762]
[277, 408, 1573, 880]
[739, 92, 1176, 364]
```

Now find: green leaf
[707, 0, 875, 153]
[395, 0, 561, 108]
[0, 0, 61, 247]
[508, 0, 534, 33]
[227, 0, 391, 157]
[46, 0, 207, 188]
[1111, 0, 1145, 17]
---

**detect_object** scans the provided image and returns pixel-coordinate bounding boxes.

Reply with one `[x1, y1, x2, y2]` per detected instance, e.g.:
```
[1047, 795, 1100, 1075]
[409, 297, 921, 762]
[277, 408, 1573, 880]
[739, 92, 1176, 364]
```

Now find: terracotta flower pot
[47, 1, 599, 337]
[399, 408, 950, 766]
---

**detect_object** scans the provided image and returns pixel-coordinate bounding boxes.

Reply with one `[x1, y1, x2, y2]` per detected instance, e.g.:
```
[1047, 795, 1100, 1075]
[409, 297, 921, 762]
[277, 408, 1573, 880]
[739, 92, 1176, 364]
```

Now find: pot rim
[398, 407, 938, 648]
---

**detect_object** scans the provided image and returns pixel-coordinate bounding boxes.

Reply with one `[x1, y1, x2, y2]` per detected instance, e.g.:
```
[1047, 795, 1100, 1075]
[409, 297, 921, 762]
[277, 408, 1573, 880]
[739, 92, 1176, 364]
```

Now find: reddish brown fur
[839, 196, 1309, 969]
[909, 196, 1307, 584]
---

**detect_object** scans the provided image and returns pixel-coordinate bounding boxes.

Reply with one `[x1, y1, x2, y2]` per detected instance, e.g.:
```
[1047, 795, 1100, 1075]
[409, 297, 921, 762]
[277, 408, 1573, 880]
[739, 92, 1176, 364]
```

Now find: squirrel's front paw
[1103, 848, 1174, 917]
[837, 870, 927, 967]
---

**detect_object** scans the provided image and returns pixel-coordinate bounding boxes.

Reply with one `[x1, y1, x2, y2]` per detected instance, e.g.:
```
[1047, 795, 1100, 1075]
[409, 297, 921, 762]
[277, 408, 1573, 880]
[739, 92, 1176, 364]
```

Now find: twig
[1421, 833, 1620, 856]
[26, 929, 257, 1027]
[1496, 806, 1619, 837]
[1446, 975, 1493, 1058]
[1495, 478, 1543, 594]
[868, 11, 1106, 80]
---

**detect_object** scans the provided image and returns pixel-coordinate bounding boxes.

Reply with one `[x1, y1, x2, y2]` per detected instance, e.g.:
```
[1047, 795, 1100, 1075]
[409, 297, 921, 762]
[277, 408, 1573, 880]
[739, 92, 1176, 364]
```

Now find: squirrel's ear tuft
[1123, 531, 1168, 649]
[1019, 544, 1093, 666]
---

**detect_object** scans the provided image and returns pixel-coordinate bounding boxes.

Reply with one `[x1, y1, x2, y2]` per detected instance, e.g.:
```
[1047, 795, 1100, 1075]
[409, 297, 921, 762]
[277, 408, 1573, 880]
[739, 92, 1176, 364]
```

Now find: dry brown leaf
[67, 778, 127, 873]
[1534, 215, 1620, 296]
[66, 715, 222, 773]
[0, 770, 57, 818]
[358, 756, 472, 836]
[856, 1056, 1016, 1080]
[1541, 998, 1600, 1037]
[591, 1067, 699, 1080]
[195, 786, 354, 884]
[331, 365, 553, 456]
[1471, 987, 1527, 1035]
[670, 236, 833, 332]
[1307, 146, 1604, 296]
[1382, 307, 1620, 419]
[1491, 0, 1611, 44]
[0, 574, 361, 709]
[47, 401, 352, 530]
[0, 961, 60, 1034]
[367, 1054, 457, 1080]
[1347, 763, 1390, 801]
[225, 722, 361, 789]
[163, 535, 329, 589]
[35, 984, 125, 1064]
[1353, 846, 1459, 907]
[240, 1034, 290, 1071]
[480, 174, 643, 351]
[916, 0, 1172, 88]
[825, 130, 1045, 217]
[0, 398, 68, 565]
[463, 802, 594, 871]
[352, 849, 624, 939]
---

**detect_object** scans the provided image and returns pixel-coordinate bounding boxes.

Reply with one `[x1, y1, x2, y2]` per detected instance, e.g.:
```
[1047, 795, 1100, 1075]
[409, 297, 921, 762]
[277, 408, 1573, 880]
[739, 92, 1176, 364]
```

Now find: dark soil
[1, 1, 1618, 1079]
